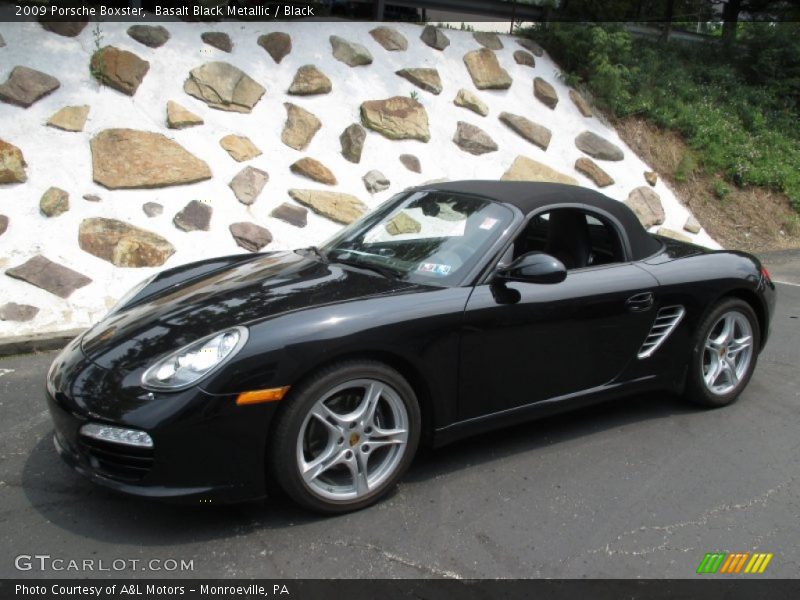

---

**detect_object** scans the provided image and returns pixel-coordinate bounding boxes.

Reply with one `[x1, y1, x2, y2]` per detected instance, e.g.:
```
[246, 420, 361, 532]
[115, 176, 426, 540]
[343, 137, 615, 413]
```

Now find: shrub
[519, 23, 800, 211]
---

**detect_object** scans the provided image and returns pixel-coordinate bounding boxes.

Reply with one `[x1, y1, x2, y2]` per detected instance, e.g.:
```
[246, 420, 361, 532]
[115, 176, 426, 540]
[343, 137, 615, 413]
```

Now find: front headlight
[141, 327, 248, 391]
[107, 273, 158, 316]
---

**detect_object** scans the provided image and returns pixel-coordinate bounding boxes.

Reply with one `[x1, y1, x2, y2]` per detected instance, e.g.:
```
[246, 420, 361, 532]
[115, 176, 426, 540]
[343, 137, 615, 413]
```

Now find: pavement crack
[331, 540, 463, 579]
[588, 477, 795, 557]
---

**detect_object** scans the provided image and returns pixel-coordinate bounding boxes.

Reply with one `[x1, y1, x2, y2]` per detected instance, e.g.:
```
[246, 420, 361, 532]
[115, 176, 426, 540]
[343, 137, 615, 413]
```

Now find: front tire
[684, 298, 760, 407]
[269, 361, 421, 514]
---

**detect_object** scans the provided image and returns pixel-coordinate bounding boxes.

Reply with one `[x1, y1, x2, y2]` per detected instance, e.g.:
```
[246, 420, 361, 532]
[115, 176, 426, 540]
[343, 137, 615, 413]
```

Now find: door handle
[626, 292, 654, 312]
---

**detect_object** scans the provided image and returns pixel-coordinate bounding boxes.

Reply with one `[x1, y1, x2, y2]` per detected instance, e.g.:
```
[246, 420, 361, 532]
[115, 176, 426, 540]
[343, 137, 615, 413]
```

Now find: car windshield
[319, 191, 514, 286]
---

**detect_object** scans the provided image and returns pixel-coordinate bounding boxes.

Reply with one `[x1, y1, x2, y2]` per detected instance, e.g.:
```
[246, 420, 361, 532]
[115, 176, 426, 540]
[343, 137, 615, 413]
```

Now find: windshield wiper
[329, 254, 402, 280]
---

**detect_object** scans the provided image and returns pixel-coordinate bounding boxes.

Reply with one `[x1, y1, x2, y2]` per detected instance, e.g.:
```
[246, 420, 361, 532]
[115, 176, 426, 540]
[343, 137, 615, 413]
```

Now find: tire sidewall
[688, 299, 760, 407]
[270, 361, 421, 514]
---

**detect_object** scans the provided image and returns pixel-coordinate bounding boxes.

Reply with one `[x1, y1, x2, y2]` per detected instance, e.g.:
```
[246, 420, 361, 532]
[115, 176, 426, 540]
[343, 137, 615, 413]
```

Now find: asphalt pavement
[0, 282, 798, 579]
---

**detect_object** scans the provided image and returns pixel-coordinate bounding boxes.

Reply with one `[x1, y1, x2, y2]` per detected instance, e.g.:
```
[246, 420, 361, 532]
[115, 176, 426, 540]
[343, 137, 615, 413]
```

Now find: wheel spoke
[310, 403, 347, 433]
[720, 315, 735, 344]
[369, 426, 407, 449]
[727, 336, 752, 357]
[302, 446, 343, 483]
[725, 357, 740, 386]
[704, 355, 723, 388]
[355, 381, 384, 425]
[354, 451, 371, 495]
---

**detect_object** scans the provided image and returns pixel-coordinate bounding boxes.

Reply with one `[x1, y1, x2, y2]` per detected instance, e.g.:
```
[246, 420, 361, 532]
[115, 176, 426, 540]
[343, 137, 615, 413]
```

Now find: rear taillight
[760, 266, 772, 282]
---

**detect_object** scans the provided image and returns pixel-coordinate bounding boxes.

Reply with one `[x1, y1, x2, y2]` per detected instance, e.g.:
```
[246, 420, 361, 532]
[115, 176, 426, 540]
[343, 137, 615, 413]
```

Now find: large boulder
[386, 212, 421, 235]
[396, 68, 442, 95]
[363, 170, 390, 193]
[290, 157, 337, 185]
[533, 77, 559, 109]
[330, 35, 373, 67]
[340, 123, 366, 163]
[219, 134, 261, 162]
[201, 31, 232, 53]
[184, 62, 265, 113]
[281, 103, 322, 151]
[0, 139, 27, 183]
[625, 187, 665, 228]
[0, 214, 7, 236]
[258, 32, 291, 63]
[420, 26, 450, 51]
[40, 187, 69, 217]
[516, 38, 544, 57]
[499, 112, 552, 151]
[454, 88, 488, 117]
[0, 302, 39, 322]
[501, 156, 578, 185]
[166, 101, 203, 129]
[142, 202, 163, 217]
[569, 89, 593, 118]
[452, 121, 498, 156]
[6, 255, 91, 297]
[399, 154, 421, 173]
[40, 22, 87, 37]
[575, 131, 624, 161]
[513, 50, 535, 68]
[90, 129, 211, 189]
[473, 31, 503, 50]
[173, 200, 212, 232]
[0, 66, 60, 107]
[463, 48, 512, 90]
[78, 218, 175, 267]
[90, 47, 149, 96]
[230, 222, 272, 252]
[288, 65, 332, 95]
[47, 105, 90, 132]
[684, 216, 701, 234]
[229, 166, 268, 205]
[575, 157, 614, 188]
[288, 189, 368, 225]
[270, 203, 308, 228]
[370, 26, 408, 51]
[657, 227, 692, 243]
[360, 96, 430, 142]
[127, 25, 170, 48]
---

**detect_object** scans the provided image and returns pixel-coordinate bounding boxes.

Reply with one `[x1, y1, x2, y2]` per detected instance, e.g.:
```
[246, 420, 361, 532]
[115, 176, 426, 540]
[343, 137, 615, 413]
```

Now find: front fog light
[80, 423, 154, 449]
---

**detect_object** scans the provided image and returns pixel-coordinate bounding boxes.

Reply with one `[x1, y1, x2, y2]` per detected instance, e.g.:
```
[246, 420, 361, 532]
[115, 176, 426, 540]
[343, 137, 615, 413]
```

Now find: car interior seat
[545, 209, 592, 269]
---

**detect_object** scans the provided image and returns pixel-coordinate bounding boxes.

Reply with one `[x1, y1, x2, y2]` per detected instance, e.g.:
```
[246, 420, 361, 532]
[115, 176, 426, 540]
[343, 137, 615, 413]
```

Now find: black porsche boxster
[46, 181, 775, 513]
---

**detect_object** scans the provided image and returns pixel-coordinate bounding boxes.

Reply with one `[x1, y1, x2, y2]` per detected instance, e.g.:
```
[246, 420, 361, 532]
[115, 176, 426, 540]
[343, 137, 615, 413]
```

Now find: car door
[458, 235, 660, 422]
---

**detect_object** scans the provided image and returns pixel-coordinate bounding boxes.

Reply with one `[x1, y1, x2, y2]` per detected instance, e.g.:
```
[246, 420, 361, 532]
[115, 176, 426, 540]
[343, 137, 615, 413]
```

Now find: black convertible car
[46, 181, 775, 513]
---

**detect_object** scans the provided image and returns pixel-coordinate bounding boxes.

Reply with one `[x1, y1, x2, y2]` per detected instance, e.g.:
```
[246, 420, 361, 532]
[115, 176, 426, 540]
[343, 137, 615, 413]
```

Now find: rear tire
[269, 361, 420, 514]
[684, 298, 760, 407]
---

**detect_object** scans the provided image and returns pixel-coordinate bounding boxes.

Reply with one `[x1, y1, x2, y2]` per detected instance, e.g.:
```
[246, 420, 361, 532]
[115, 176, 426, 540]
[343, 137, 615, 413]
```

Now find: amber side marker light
[236, 386, 290, 405]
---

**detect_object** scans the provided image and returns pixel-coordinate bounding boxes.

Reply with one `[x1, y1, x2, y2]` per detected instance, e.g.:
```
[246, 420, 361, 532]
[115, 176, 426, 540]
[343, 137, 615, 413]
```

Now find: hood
[81, 251, 422, 370]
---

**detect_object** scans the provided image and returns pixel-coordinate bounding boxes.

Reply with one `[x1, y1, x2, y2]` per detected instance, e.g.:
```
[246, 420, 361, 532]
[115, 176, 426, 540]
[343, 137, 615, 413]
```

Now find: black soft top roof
[418, 180, 662, 261]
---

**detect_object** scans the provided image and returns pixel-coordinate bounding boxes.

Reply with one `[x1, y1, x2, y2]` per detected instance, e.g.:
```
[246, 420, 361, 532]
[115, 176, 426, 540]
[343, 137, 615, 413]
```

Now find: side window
[512, 208, 625, 269]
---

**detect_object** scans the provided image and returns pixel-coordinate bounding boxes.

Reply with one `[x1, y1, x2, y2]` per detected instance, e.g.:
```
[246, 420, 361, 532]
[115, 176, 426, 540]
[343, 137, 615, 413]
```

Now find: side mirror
[495, 252, 567, 284]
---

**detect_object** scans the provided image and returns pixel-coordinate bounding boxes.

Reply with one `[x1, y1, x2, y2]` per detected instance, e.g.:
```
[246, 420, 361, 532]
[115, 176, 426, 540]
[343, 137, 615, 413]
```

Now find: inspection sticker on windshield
[479, 217, 499, 230]
[418, 263, 451, 276]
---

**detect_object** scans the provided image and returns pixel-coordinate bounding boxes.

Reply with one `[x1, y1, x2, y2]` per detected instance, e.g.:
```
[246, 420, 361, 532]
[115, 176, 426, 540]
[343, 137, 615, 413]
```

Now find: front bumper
[45, 337, 279, 504]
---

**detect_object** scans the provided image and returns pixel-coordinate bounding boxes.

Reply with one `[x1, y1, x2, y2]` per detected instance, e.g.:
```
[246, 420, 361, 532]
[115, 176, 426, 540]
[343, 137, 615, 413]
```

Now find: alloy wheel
[701, 310, 754, 396]
[296, 378, 410, 502]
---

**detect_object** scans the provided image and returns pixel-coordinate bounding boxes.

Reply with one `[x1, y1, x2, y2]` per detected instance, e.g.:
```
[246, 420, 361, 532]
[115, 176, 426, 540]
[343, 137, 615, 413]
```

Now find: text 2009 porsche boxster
[46, 181, 775, 513]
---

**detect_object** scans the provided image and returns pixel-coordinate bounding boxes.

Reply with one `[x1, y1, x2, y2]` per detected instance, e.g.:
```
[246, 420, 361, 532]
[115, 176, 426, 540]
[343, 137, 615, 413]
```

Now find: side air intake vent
[638, 305, 686, 359]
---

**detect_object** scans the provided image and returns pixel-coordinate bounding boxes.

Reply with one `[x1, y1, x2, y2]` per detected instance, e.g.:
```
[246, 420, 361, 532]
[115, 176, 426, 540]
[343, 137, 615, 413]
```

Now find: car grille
[638, 305, 686, 359]
[78, 435, 154, 482]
